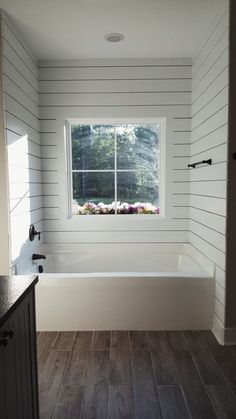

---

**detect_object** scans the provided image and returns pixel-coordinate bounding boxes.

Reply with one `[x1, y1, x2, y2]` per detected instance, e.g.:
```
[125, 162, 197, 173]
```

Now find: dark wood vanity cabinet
[0, 276, 39, 419]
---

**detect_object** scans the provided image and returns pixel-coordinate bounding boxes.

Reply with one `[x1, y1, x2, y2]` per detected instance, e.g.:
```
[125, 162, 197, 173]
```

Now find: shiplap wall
[39, 58, 191, 245]
[0, 17, 10, 273]
[189, 5, 229, 337]
[0, 11, 42, 269]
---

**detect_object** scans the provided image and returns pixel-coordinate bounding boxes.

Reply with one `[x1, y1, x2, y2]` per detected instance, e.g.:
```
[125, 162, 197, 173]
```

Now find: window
[67, 121, 164, 216]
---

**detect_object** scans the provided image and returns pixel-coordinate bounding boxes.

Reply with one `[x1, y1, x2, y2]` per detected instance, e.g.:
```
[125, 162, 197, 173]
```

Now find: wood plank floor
[37, 331, 236, 419]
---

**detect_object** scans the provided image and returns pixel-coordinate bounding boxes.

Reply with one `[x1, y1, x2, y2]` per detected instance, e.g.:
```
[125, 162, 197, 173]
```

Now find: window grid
[114, 126, 117, 214]
[69, 123, 161, 216]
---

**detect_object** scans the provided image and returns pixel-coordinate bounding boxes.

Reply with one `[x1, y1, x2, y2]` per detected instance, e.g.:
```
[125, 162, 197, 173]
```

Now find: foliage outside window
[70, 123, 161, 215]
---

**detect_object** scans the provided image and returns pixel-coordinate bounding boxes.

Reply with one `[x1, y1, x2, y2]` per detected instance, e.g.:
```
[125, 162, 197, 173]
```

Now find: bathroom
[0, 0, 236, 418]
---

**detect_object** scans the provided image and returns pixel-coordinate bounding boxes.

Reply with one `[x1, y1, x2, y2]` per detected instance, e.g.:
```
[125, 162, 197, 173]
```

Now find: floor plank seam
[71, 331, 77, 351]
[146, 331, 164, 418]
[51, 331, 60, 350]
[52, 349, 71, 418]
[51, 351, 71, 417]
[128, 331, 136, 419]
[201, 332, 236, 396]
[78, 345, 93, 419]
[107, 331, 112, 419]
[90, 330, 95, 350]
[181, 331, 226, 419]
[163, 331, 193, 419]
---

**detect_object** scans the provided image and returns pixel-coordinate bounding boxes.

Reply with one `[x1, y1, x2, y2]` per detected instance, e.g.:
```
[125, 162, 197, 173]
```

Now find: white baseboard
[212, 315, 236, 345]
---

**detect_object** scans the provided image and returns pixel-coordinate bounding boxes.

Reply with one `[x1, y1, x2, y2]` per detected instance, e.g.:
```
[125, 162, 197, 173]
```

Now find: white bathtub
[34, 244, 215, 331]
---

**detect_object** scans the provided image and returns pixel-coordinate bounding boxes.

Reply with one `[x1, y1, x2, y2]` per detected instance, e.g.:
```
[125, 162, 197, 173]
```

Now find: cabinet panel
[28, 290, 40, 417]
[0, 324, 7, 419]
[1, 319, 18, 418]
[12, 294, 34, 418]
[0, 289, 39, 419]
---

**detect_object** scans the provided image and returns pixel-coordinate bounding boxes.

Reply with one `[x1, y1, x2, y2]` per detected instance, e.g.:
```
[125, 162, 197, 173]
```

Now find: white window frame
[65, 117, 166, 219]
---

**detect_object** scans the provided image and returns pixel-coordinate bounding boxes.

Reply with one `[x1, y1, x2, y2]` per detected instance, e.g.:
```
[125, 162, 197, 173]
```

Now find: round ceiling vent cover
[104, 33, 124, 43]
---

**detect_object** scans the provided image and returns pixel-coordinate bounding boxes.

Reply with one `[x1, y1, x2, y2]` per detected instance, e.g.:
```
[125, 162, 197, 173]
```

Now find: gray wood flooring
[37, 331, 236, 418]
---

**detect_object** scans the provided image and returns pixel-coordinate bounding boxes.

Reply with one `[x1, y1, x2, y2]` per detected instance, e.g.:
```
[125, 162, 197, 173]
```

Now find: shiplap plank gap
[189, 218, 225, 235]
[3, 55, 38, 93]
[5, 110, 40, 133]
[190, 230, 225, 254]
[4, 74, 39, 106]
[0, 15, 38, 66]
[192, 64, 228, 105]
[191, 142, 227, 158]
[2, 36, 38, 80]
[192, 8, 229, 64]
[6, 128, 40, 146]
[192, 104, 228, 132]
[39, 90, 192, 95]
[173, 179, 227, 184]
[193, 25, 229, 79]
[40, 104, 190, 108]
[191, 123, 228, 145]
[39, 77, 192, 82]
[39, 65, 192, 69]
[193, 41, 228, 93]
[38, 57, 192, 67]
[4, 92, 40, 120]
[192, 85, 228, 119]
[189, 206, 226, 217]
[188, 194, 225, 200]
[189, 242, 225, 273]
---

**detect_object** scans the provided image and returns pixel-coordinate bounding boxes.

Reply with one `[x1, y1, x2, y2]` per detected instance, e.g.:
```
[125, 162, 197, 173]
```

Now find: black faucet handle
[29, 224, 41, 241]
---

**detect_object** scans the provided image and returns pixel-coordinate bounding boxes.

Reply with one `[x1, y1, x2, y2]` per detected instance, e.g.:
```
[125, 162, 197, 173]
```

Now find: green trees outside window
[71, 123, 160, 215]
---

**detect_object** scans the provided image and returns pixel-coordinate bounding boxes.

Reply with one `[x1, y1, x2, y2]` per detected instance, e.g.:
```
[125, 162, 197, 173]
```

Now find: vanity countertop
[0, 275, 38, 327]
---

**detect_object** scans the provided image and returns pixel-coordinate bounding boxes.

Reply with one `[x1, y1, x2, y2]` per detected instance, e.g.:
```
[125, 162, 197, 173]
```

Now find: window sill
[67, 214, 165, 221]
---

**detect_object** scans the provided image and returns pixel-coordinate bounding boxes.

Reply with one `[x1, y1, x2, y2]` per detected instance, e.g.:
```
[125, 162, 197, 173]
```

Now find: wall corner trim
[212, 314, 236, 345]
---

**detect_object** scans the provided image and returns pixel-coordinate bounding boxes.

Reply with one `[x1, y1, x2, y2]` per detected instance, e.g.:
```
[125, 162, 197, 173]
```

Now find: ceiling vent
[104, 33, 124, 43]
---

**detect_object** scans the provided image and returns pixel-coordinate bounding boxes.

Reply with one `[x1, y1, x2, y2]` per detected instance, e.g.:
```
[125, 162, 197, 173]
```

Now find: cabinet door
[9, 289, 39, 419]
[0, 323, 7, 419]
[0, 319, 18, 419]
[0, 289, 39, 419]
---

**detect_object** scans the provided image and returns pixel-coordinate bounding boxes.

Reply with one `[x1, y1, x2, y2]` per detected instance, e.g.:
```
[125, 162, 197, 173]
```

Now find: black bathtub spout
[32, 254, 46, 261]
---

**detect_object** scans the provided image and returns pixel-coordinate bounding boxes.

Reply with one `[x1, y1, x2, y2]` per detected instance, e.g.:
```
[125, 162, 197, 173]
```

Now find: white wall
[0, 11, 43, 270]
[39, 58, 191, 246]
[189, 5, 229, 342]
[0, 17, 10, 274]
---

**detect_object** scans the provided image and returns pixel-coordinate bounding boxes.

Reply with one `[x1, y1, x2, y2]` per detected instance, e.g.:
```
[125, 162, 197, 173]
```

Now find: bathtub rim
[16, 243, 215, 277]
[37, 270, 213, 279]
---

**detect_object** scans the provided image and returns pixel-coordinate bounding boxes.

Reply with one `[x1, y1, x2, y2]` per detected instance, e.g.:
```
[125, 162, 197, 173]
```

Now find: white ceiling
[0, 0, 227, 60]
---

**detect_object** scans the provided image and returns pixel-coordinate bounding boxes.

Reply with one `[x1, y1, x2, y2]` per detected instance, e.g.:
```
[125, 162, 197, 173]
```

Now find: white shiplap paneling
[189, 6, 229, 332]
[0, 10, 43, 268]
[39, 58, 192, 244]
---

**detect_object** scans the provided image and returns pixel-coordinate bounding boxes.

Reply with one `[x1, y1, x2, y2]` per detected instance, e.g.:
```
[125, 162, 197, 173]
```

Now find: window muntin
[69, 123, 161, 215]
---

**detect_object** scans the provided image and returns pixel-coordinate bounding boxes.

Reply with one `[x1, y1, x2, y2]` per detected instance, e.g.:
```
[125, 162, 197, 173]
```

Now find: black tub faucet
[32, 254, 46, 261]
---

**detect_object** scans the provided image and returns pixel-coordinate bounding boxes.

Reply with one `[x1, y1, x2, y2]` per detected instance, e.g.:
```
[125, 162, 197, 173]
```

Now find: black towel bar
[188, 158, 212, 169]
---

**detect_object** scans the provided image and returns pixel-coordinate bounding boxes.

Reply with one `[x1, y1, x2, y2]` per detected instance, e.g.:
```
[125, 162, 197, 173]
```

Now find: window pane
[117, 171, 159, 208]
[71, 124, 115, 170]
[73, 172, 115, 214]
[117, 124, 160, 170]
